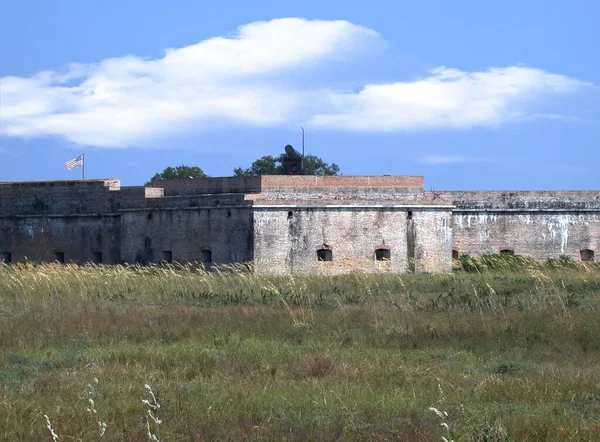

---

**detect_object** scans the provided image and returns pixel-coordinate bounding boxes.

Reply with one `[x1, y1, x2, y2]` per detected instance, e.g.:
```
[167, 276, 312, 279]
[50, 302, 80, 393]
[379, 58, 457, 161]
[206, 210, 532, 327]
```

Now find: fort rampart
[0, 177, 598, 273]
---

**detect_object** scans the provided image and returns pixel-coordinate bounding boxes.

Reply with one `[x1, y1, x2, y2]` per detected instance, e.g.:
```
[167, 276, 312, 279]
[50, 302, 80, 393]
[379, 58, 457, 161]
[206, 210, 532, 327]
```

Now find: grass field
[1, 257, 600, 441]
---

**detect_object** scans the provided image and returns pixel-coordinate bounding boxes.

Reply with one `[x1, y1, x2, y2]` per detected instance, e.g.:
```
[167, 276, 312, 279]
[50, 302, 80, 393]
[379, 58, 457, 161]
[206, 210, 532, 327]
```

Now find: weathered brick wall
[260, 175, 423, 189]
[0, 179, 254, 265]
[452, 212, 600, 260]
[412, 209, 453, 273]
[435, 191, 600, 210]
[119, 207, 253, 265]
[120, 188, 250, 210]
[440, 191, 600, 260]
[0, 180, 122, 264]
[1, 177, 597, 270]
[149, 176, 262, 196]
[0, 180, 121, 216]
[253, 206, 452, 275]
[254, 176, 424, 203]
[151, 175, 424, 198]
[0, 215, 121, 264]
[251, 189, 423, 203]
[254, 206, 417, 275]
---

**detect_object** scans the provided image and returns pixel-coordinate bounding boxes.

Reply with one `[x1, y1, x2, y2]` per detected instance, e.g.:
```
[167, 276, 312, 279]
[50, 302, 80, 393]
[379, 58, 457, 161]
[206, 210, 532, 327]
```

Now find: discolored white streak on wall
[452, 210, 600, 259]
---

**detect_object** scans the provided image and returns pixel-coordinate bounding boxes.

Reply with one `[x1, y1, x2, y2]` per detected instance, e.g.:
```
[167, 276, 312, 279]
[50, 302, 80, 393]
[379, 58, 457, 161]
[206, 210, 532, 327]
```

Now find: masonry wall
[440, 191, 600, 260]
[0, 180, 122, 264]
[2, 177, 598, 271]
[260, 175, 424, 188]
[259, 176, 423, 199]
[153, 175, 425, 202]
[253, 207, 413, 275]
[0, 180, 121, 216]
[437, 191, 600, 210]
[412, 209, 453, 273]
[119, 207, 253, 265]
[151, 176, 262, 196]
[0, 215, 121, 264]
[452, 212, 600, 260]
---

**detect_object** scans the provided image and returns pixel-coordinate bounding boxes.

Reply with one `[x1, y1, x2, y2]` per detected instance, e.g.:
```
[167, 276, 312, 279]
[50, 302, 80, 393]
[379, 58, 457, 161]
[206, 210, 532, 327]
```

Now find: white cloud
[0, 18, 379, 147]
[0, 18, 590, 148]
[418, 155, 493, 165]
[309, 66, 588, 131]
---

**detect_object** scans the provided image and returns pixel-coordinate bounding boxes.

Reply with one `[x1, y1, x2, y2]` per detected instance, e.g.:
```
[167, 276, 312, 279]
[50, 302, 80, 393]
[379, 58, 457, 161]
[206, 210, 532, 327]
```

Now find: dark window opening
[407, 210, 413, 219]
[287, 211, 293, 219]
[55, 252, 65, 264]
[452, 250, 459, 260]
[375, 249, 391, 261]
[2, 252, 11, 264]
[317, 249, 333, 262]
[500, 249, 515, 255]
[201, 249, 212, 263]
[580, 249, 595, 262]
[227, 210, 232, 217]
[161, 250, 173, 263]
[144, 237, 152, 251]
[147, 212, 153, 220]
[92, 252, 102, 264]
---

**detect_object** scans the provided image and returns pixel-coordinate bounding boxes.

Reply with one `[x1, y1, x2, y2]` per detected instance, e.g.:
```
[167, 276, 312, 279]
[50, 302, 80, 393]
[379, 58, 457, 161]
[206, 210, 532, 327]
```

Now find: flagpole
[82, 154, 85, 180]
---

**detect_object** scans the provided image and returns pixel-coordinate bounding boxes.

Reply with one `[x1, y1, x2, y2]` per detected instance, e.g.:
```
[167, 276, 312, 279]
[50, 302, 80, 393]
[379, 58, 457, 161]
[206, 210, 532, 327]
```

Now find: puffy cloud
[0, 18, 589, 148]
[0, 18, 379, 147]
[309, 66, 588, 131]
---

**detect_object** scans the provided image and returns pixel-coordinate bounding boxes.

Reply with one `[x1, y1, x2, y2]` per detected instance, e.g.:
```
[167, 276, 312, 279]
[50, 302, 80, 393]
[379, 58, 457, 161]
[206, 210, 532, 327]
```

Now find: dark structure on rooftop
[282, 145, 303, 175]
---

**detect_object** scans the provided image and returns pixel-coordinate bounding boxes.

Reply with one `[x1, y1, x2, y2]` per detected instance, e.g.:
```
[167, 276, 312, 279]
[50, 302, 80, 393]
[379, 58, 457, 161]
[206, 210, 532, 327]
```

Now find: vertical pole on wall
[300, 127, 305, 175]
[82, 154, 85, 180]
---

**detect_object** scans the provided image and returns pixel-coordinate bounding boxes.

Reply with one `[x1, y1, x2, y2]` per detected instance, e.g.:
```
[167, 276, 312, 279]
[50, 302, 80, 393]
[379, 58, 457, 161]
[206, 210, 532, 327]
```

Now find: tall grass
[1, 259, 600, 440]
[1, 257, 599, 311]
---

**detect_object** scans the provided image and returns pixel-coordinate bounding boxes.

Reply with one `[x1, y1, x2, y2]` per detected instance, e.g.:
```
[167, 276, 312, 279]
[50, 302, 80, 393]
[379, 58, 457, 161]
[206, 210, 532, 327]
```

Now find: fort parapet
[0, 176, 598, 273]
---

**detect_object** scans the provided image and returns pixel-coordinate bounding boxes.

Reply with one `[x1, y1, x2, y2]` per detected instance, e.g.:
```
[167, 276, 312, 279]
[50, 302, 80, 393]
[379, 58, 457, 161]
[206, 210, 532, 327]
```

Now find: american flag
[65, 155, 84, 170]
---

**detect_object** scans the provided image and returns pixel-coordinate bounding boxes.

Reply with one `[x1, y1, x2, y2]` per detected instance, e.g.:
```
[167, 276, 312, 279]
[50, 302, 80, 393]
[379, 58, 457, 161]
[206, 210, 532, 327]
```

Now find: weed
[143, 384, 162, 442]
[44, 415, 59, 442]
[429, 407, 455, 442]
[85, 378, 107, 437]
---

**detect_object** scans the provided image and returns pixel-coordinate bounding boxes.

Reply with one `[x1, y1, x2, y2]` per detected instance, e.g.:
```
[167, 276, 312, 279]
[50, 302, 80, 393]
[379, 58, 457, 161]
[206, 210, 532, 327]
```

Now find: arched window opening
[2, 252, 11, 264]
[375, 249, 391, 261]
[452, 250, 459, 260]
[287, 211, 293, 220]
[317, 249, 333, 262]
[580, 249, 595, 262]
[55, 252, 65, 264]
[201, 249, 212, 263]
[500, 249, 515, 255]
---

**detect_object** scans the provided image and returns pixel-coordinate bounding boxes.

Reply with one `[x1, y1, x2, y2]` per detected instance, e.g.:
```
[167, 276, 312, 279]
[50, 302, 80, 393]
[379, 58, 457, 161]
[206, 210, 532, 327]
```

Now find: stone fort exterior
[0, 175, 598, 273]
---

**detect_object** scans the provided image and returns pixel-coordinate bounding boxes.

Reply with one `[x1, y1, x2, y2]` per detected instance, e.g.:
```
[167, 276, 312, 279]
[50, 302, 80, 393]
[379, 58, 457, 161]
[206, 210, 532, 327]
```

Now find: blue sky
[0, 0, 598, 189]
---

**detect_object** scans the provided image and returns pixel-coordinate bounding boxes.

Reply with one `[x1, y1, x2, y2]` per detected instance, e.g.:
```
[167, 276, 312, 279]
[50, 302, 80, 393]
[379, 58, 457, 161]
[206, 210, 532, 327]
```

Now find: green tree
[233, 154, 340, 176]
[146, 165, 209, 185]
